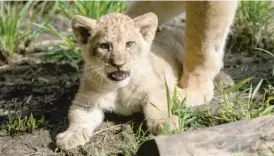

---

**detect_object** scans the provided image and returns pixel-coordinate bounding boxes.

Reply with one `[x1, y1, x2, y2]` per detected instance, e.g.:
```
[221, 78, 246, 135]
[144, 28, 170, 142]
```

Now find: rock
[136, 115, 274, 156]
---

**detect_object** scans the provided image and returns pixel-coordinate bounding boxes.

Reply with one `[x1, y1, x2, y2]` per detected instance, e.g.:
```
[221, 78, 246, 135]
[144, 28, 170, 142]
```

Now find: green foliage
[236, 1, 273, 34]
[212, 79, 274, 124]
[163, 81, 211, 134]
[0, 1, 32, 59]
[58, 1, 124, 19]
[223, 77, 254, 94]
[0, 1, 52, 62]
[164, 77, 274, 135]
[121, 123, 151, 156]
[5, 112, 45, 135]
[31, 23, 82, 70]
[228, 1, 274, 54]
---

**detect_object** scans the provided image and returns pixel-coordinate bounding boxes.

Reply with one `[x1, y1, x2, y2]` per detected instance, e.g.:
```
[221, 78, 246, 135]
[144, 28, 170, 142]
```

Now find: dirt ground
[0, 59, 150, 156]
[0, 15, 273, 156]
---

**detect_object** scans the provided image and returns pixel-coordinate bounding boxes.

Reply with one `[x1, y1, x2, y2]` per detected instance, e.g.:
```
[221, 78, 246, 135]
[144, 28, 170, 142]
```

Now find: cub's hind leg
[143, 89, 179, 135]
[214, 71, 235, 89]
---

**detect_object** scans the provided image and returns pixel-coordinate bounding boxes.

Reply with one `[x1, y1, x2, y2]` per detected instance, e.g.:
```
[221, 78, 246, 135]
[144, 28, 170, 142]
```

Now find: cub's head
[71, 13, 158, 86]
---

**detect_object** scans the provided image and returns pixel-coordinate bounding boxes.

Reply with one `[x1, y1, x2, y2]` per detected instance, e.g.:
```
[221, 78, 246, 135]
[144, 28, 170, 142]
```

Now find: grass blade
[224, 77, 254, 94]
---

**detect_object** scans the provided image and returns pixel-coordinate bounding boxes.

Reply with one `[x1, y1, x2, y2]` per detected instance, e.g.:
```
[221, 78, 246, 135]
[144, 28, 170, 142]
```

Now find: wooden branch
[137, 115, 274, 156]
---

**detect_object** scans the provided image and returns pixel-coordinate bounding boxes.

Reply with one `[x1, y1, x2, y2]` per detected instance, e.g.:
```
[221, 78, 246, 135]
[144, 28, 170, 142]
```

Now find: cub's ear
[133, 12, 158, 43]
[71, 15, 97, 44]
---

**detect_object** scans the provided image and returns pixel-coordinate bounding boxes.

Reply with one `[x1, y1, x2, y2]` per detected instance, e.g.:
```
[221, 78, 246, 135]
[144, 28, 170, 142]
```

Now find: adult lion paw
[56, 127, 91, 150]
[177, 71, 234, 107]
[177, 80, 214, 107]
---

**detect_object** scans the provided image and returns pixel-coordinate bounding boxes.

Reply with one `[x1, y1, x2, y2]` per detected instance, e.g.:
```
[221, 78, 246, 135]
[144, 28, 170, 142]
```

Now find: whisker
[87, 65, 103, 80]
[84, 64, 102, 71]
[92, 66, 105, 85]
[83, 62, 108, 86]
[87, 71, 97, 79]
[98, 70, 104, 86]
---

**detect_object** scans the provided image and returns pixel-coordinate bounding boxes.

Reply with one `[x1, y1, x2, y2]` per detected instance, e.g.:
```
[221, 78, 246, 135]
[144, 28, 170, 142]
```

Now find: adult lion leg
[127, 1, 237, 106]
[126, 1, 185, 26]
[181, 1, 238, 106]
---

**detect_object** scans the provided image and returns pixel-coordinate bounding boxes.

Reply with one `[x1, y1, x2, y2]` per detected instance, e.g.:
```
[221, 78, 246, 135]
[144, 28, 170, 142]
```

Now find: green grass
[119, 123, 151, 156]
[163, 77, 274, 135]
[212, 79, 274, 122]
[0, 1, 32, 61]
[0, 1, 54, 63]
[58, 1, 124, 19]
[228, 1, 274, 54]
[5, 112, 45, 135]
[31, 23, 82, 70]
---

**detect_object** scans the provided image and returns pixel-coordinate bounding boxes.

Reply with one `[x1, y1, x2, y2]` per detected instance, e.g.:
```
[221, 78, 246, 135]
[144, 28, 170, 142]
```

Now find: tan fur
[126, 1, 238, 106]
[56, 11, 235, 150]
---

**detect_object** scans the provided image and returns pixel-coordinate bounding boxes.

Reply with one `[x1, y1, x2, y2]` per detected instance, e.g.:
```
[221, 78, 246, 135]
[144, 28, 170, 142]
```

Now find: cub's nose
[110, 55, 125, 69]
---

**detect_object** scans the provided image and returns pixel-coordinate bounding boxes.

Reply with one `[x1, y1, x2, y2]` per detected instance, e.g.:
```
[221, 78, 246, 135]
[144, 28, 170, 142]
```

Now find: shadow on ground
[0, 60, 150, 155]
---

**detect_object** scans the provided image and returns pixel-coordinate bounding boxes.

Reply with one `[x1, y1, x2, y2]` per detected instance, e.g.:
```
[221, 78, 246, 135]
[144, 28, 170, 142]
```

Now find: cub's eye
[126, 41, 135, 49]
[99, 43, 110, 50]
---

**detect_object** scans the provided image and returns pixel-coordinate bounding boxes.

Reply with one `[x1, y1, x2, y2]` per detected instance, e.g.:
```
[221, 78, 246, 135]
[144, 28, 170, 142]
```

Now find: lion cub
[56, 12, 233, 150]
[56, 12, 182, 150]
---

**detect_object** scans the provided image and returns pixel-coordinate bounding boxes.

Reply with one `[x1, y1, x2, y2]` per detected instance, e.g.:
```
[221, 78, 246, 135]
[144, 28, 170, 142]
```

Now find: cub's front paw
[56, 128, 91, 150]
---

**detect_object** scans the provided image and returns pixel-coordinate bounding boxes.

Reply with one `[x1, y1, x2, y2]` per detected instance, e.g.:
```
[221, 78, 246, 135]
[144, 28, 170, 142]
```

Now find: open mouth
[107, 71, 130, 81]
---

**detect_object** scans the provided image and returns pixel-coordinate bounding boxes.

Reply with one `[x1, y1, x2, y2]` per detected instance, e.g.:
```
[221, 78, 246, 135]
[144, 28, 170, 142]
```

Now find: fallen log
[136, 115, 274, 156]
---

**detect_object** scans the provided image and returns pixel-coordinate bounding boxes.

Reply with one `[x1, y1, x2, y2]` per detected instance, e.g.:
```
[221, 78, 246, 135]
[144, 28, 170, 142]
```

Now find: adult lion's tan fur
[56, 12, 234, 150]
[127, 1, 238, 106]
